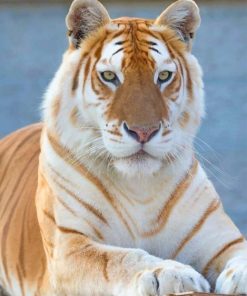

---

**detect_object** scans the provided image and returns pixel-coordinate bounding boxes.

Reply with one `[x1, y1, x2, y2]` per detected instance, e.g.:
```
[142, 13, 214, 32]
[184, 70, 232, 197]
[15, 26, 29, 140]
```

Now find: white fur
[39, 11, 247, 295]
[216, 257, 247, 293]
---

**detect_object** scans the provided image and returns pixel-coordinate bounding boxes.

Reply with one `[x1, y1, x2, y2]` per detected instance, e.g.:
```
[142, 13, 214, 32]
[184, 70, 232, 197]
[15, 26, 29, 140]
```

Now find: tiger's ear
[66, 0, 110, 48]
[155, 0, 200, 50]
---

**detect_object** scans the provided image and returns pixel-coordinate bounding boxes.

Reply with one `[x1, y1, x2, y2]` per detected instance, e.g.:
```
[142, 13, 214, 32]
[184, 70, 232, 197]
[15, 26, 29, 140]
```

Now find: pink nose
[123, 122, 160, 144]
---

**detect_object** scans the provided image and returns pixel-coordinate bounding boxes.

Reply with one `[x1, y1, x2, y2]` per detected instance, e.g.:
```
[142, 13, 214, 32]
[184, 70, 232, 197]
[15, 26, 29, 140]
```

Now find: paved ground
[0, 2, 246, 235]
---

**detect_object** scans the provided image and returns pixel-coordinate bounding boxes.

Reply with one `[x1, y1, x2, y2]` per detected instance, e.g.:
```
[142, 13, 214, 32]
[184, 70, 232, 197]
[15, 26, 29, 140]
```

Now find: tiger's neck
[40, 126, 195, 201]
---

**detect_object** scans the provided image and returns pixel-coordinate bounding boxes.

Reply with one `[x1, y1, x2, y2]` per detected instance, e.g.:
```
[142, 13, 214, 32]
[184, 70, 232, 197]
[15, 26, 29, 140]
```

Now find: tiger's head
[44, 0, 204, 177]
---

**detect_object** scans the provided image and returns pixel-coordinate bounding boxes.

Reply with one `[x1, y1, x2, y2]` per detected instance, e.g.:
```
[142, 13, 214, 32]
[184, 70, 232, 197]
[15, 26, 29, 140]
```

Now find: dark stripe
[149, 47, 161, 54]
[94, 40, 106, 61]
[43, 209, 56, 224]
[172, 199, 221, 258]
[138, 28, 160, 39]
[107, 129, 122, 137]
[82, 56, 92, 93]
[54, 178, 108, 225]
[164, 39, 193, 100]
[84, 218, 104, 241]
[16, 265, 24, 296]
[47, 133, 135, 239]
[0, 130, 40, 189]
[57, 226, 85, 236]
[47, 164, 72, 186]
[115, 41, 126, 45]
[91, 225, 104, 241]
[65, 243, 91, 257]
[166, 37, 193, 100]
[203, 237, 245, 275]
[46, 167, 79, 217]
[112, 48, 124, 56]
[143, 40, 157, 46]
[161, 35, 176, 59]
[72, 52, 89, 91]
[56, 194, 78, 217]
[89, 41, 106, 95]
[142, 159, 198, 237]
[102, 252, 109, 281]
[1, 151, 38, 287]
[162, 130, 171, 136]
[91, 69, 100, 96]
[18, 198, 30, 278]
[111, 30, 126, 40]
[73, 29, 107, 92]
[179, 54, 193, 100]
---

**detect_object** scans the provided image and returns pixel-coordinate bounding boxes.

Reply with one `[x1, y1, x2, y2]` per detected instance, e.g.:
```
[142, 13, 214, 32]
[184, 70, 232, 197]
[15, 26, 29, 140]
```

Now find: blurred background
[0, 0, 246, 235]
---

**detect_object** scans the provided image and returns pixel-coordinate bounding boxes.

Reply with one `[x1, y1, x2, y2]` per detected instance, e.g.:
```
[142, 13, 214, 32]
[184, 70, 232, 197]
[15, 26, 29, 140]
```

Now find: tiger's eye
[158, 71, 172, 83]
[101, 71, 117, 82]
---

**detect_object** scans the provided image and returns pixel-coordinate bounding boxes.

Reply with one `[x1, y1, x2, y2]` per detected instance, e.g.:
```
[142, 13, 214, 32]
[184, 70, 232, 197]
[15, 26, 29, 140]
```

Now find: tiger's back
[0, 124, 47, 295]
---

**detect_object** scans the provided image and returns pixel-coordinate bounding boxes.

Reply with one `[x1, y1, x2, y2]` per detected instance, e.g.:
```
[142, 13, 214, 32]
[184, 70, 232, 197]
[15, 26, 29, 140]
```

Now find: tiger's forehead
[102, 17, 187, 58]
[112, 17, 154, 26]
[109, 17, 159, 36]
[100, 18, 172, 71]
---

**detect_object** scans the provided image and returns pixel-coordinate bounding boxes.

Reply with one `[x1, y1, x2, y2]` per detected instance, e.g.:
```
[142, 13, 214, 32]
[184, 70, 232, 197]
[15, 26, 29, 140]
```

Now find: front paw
[216, 257, 247, 294]
[133, 260, 210, 296]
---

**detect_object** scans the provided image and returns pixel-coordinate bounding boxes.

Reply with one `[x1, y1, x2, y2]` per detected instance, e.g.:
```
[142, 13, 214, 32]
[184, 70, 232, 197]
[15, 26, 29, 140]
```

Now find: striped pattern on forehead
[110, 20, 161, 70]
[71, 18, 192, 117]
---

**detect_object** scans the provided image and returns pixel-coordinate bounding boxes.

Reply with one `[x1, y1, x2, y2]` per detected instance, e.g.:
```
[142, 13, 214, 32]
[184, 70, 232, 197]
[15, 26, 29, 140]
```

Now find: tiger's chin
[113, 151, 163, 178]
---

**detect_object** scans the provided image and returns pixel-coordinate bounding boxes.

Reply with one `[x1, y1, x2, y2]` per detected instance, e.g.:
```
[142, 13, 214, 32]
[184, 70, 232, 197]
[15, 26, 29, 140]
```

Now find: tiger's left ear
[155, 0, 200, 50]
[66, 0, 110, 48]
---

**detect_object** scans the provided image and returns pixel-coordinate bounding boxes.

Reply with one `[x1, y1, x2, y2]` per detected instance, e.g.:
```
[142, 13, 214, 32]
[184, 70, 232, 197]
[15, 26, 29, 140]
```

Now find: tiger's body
[1, 0, 247, 295]
[0, 124, 46, 295]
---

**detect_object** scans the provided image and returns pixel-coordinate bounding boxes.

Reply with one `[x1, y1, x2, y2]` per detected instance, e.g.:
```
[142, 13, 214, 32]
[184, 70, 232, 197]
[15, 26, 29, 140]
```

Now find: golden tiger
[1, 0, 247, 295]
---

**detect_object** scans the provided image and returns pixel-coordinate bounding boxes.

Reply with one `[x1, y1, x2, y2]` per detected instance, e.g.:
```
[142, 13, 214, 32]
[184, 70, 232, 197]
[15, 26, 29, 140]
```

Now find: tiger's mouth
[115, 149, 159, 164]
[121, 149, 155, 161]
[112, 149, 163, 176]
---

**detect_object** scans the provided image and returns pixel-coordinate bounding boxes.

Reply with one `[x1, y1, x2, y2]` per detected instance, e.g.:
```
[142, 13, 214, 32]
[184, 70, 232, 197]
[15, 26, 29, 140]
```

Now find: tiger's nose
[123, 122, 161, 144]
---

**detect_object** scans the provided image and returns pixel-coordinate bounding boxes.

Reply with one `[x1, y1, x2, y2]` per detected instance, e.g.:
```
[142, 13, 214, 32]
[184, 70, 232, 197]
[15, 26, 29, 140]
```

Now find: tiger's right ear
[66, 0, 110, 48]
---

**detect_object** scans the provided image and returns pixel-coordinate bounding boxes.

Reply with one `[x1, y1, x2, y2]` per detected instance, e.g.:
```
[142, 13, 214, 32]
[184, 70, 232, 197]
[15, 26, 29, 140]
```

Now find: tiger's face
[46, 0, 204, 177]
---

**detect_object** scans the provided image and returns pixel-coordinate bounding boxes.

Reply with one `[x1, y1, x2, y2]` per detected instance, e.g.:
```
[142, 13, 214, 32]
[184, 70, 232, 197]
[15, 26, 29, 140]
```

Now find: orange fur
[1, 1, 246, 295]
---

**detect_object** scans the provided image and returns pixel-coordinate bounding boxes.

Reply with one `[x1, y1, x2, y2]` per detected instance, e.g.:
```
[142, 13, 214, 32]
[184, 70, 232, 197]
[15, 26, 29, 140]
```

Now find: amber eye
[101, 71, 117, 82]
[158, 71, 172, 84]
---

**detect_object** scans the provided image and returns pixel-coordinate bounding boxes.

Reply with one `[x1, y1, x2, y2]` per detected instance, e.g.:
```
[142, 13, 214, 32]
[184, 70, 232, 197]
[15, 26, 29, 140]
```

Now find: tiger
[1, 0, 247, 295]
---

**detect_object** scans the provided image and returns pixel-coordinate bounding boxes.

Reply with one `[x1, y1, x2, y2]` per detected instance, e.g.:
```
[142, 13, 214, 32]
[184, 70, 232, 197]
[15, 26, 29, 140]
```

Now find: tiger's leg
[172, 182, 247, 294]
[201, 209, 247, 293]
[44, 231, 209, 296]
[215, 256, 247, 294]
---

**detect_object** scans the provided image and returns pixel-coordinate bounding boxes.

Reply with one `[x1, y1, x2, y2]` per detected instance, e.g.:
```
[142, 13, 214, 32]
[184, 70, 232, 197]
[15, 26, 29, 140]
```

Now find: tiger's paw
[215, 257, 247, 294]
[130, 260, 210, 296]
